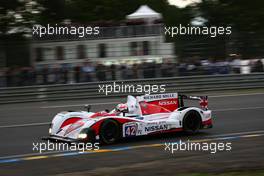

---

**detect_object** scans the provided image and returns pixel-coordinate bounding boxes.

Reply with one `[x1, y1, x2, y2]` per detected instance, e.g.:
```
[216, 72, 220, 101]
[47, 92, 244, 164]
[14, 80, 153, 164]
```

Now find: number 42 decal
[124, 123, 137, 137]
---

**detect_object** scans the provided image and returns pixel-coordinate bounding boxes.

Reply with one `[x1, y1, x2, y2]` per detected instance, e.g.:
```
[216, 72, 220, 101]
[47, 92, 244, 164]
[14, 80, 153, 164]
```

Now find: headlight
[78, 133, 87, 139]
[49, 123, 53, 134]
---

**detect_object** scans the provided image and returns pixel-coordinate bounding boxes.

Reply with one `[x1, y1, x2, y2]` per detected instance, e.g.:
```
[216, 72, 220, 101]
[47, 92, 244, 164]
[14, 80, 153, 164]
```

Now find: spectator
[74, 65, 81, 83]
[186, 59, 197, 75]
[230, 55, 241, 74]
[143, 61, 156, 78]
[6, 67, 12, 86]
[28, 67, 36, 85]
[20, 67, 28, 86]
[178, 62, 187, 76]
[217, 59, 230, 74]
[132, 64, 139, 79]
[0, 68, 6, 87]
[161, 59, 174, 77]
[120, 65, 127, 80]
[126, 65, 134, 79]
[110, 64, 116, 80]
[95, 63, 106, 81]
[52, 65, 61, 84]
[208, 58, 218, 75]
[61, 66, 69, 84]
[42, 66, 49, 84]
[252, 59, 264, 72]
[82, 61, 94, 82]
[1, 56, 262, 87]
[160, 61, 170, 77]
[12, 67, 20, 86]
[201, 58, 211, 75]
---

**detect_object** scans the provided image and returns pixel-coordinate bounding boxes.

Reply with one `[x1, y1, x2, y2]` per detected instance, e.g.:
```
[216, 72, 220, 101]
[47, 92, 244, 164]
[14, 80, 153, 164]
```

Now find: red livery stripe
[60, 117, 82, 129]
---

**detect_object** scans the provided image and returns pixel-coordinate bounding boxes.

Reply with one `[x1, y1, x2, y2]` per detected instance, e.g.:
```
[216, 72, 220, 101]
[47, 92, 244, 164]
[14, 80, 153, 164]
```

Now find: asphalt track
[0, 92, 264, 175]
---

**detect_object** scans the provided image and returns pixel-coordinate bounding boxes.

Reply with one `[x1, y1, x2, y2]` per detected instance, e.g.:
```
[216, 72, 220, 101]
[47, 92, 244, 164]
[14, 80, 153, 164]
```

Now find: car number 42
[124, 124, 137, 137]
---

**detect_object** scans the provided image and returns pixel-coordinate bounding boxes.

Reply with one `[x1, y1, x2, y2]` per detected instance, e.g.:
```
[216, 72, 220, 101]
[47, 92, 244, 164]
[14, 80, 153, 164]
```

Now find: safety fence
[0, 73, 264, 104]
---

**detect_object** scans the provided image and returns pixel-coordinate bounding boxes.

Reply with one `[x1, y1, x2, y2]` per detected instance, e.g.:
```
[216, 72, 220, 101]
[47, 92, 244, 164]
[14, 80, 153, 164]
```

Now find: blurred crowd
[0, 58, 263, 87]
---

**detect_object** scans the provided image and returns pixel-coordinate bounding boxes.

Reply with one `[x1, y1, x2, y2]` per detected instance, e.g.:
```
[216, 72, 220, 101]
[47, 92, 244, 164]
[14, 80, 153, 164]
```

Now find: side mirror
[85, 104, 91, 112]
[105, 109, 110, 113]
[122, 108, 129, 116]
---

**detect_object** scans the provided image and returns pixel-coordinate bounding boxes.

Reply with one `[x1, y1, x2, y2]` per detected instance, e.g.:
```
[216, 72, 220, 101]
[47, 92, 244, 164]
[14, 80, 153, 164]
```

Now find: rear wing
[179, 94, 208, 109]
[133, 93, 208, 115]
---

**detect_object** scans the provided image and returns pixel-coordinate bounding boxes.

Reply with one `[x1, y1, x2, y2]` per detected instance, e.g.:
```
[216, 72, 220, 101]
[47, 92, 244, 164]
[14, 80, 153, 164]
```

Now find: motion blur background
[0, 0, 263, 87]
[1, 2, 264, 175]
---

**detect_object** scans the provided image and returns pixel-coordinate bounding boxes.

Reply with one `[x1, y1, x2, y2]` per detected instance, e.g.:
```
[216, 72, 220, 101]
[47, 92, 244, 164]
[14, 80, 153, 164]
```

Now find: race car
[43, 93, 212, 144]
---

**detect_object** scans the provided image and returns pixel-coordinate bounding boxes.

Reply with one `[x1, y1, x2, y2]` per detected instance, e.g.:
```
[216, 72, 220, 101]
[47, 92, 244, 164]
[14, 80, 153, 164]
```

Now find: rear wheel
[183, 110, 201, 134]
[100, 119, 121, 144]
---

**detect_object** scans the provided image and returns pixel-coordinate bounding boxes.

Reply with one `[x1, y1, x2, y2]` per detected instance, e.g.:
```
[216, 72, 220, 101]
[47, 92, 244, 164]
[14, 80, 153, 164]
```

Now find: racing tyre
[100, 119, 121, 144]
[183, 110, 201, 134]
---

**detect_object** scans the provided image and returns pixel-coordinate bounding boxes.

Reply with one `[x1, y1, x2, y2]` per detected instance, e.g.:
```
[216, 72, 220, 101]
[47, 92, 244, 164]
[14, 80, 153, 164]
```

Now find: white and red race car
[44, 93, 212, 144]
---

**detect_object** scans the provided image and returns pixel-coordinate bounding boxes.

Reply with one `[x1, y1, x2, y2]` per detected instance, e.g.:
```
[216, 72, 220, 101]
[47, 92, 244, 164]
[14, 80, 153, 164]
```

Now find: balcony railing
[32, 24, 163, 42]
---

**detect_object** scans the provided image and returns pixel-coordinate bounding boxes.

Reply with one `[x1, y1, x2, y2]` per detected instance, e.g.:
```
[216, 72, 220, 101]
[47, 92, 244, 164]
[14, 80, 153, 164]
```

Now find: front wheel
[100, 119, 121, 144]
[183, 110, 201, 134]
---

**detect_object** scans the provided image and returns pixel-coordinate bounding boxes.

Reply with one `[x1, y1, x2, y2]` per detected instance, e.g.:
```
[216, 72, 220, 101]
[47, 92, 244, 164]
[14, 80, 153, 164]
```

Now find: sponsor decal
[124, 122, 138, 137]
[159, 100, 177, 106]
[142, 93, 177, 101]
[145, 124, 168, 132]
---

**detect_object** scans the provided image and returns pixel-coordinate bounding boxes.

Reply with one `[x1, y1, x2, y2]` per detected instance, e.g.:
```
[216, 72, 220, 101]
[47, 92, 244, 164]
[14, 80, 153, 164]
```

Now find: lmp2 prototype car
[44, 93, 212, 144]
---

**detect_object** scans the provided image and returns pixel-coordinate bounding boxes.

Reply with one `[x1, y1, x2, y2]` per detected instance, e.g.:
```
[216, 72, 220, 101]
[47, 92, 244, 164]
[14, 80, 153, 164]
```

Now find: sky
[168, 0, 201, 8]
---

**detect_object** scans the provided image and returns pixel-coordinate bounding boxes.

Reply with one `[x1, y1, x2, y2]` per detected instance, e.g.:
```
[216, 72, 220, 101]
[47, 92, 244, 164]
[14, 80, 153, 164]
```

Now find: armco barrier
[0, 73, 264, 104]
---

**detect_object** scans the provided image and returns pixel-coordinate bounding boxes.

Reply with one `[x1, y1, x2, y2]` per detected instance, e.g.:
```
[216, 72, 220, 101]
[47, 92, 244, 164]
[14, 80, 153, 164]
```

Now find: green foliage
[197, 0, 264, 33]
[1, 0, 263, 35]
[1, 0, 263, 61]
[35, 0, 191, 25]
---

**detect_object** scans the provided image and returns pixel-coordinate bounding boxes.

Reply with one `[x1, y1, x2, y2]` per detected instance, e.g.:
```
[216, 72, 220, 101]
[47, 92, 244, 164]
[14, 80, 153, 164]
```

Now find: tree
[196, 0, 264, 32]
[0, 0, 43, 37]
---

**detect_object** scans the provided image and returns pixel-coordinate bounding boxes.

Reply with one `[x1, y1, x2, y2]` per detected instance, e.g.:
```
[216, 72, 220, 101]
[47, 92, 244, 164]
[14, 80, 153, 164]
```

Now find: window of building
[98, 43, 106, 58]
[130, 42, 138, 56]
[35, 47, 43, 62]
[56, 46, 64, 60]
[154, 41, 159, 55]
[77, 45, 86, 59]
[143, 41, 149, 55]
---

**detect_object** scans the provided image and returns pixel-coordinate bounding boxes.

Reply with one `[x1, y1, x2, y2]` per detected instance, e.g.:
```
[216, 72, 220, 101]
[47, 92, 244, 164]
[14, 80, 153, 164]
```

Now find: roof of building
[126, 5, 162, 20]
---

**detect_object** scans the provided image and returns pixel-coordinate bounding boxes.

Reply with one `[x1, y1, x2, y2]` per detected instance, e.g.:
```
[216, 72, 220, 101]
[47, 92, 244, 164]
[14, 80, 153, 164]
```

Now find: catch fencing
[0, 73, 264, 104]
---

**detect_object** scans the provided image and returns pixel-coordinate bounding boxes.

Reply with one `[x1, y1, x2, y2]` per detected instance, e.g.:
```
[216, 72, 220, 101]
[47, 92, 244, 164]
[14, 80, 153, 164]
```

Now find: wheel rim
[102, 122, 118, 142]
[185, 113, 200, 132]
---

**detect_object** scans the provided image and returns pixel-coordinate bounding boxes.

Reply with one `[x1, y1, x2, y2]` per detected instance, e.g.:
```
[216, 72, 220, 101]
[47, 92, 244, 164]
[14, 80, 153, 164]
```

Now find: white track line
[0, 129, 264, 160]
[0, 122, 50, 128]
[0, 150, 71, 160]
